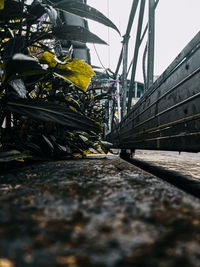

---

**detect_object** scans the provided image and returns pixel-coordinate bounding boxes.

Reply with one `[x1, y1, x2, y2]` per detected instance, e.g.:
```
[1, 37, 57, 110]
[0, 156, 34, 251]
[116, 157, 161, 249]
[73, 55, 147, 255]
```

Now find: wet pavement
[134, 150, 200, 183]
[0, 155, 200, 267]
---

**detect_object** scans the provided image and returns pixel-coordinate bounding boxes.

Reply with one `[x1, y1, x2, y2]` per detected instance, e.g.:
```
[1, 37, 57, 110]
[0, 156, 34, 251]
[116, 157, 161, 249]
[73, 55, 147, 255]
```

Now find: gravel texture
[0, 155, 200, 267]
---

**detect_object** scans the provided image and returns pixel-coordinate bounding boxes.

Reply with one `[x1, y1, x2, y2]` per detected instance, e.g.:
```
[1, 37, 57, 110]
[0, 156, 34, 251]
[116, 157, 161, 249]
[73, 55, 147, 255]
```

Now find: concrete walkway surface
[0, 155, 199, 267]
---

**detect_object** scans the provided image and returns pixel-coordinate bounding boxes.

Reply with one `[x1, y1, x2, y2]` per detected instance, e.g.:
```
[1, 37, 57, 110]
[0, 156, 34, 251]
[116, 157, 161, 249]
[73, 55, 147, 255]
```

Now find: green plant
[0, 0, 119, 162]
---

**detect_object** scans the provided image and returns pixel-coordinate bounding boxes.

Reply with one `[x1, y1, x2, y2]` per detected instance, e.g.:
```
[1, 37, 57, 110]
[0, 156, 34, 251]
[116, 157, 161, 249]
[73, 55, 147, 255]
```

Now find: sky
[87, 0, 200, 82]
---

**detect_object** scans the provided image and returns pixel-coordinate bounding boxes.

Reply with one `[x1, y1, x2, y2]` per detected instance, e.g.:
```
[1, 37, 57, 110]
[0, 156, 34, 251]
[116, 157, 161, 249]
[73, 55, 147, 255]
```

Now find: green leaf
[0, 0, 4, 10]
[6, 99, 100, 133]
[52, 25, 107, 44]
[2, 36, 27, 65]
[0, 0, 34, 22]
[54, 1, 120, 34]
[41, 50, 95, 91]
[45, 6, 58, 25]
[27, 2, 46, 21]
[8, 79, 27, 98]
[100, 140, 113, 154]
[0, 150, 31, 162]
[5, 53, 47, 81]
[30, 32, 54, 43]
[0, 29, 14, 39]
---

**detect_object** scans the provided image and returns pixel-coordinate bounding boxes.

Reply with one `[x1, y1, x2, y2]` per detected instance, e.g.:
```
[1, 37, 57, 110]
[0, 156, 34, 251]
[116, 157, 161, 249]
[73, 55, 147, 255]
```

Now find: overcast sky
[87, 0, 200, 82]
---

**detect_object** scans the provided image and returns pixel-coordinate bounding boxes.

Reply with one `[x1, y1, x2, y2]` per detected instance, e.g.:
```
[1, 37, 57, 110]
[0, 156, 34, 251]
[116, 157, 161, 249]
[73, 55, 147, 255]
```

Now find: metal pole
[108, 99, 114, 133]
[140, 0, 159, 45]
[116, 79, 121, 122]
[127, 0, 146, 113]
[142, 42, 148, 90]
[114, 50, 123, 78]
[147, 0, 155, 89]
[134, 82, 138, 98]
[114, 0, 140, 77]
[121, 35, 129, 118]
[127, 0, 159, 77]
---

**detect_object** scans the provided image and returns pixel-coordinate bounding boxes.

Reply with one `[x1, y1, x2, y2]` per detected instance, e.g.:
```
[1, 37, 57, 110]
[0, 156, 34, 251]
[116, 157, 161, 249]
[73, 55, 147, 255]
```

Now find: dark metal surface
[121, 36, 129, 118]
[107, 31, 200, 152]
[147, 0, 155, 89]
[127, 0, 159, 77]
[114, 0, 140, 77]
[127, 0, 146, 113]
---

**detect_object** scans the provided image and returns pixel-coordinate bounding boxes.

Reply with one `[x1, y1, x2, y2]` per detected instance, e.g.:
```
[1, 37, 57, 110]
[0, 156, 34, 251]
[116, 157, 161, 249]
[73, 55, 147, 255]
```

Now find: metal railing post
[121, 35, 129, 118]
[147, 0, 155, 89]
[116, 79, 121, 122]
[127, 0, 159, 78]
[127, 0, 146, 113]
[114, 0, 139, 77]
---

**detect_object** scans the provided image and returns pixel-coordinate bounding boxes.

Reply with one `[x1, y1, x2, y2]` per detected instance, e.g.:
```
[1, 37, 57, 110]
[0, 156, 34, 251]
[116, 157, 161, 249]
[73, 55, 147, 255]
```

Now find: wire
[93, 43, 107, 72]
[107, 0, 110, 68]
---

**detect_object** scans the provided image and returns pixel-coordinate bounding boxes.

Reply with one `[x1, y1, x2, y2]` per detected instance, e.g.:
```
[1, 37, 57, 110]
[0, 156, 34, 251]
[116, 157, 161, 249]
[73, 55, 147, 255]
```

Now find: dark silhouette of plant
[0, 0, 119, 162]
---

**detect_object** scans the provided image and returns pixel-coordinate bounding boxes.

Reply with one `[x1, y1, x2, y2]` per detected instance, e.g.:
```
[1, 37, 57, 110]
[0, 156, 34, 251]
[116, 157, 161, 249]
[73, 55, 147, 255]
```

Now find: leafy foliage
[0, 0, 119, 161]
[41, 50, 96, 91]
[52, 25, 108, 44]
[53, 1, 120, 34]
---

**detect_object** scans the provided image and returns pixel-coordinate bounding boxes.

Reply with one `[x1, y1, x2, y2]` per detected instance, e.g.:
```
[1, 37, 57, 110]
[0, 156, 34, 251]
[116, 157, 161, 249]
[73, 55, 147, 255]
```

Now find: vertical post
[127, 0, 146, 113]
[114, 0, 140, 77]
[134, 82, 138, 98]
[114, 49, 123, 78]
[104, 100, 109, 135]
[140, 0, 159, 45]
[117, 79, 121, 123]
[121, 35, 129, 118]
[108, 99, 113, 133]
[147, 0, 155, 89]
[127, 0, 159, 78]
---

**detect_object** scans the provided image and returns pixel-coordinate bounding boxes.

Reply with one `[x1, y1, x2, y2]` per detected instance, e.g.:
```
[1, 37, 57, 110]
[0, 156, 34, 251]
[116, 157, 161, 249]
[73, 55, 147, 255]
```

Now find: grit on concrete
[0, 155, 200, 267]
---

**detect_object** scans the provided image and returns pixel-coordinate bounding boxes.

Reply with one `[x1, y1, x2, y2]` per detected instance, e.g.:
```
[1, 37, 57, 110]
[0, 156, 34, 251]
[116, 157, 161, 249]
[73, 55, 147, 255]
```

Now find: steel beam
[127, 0, 159, 78]
[147, 0, 155, 89]
[121, 36, 129, 118]
[127, 0, 146, 113]
[114, 0, 140, 77]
